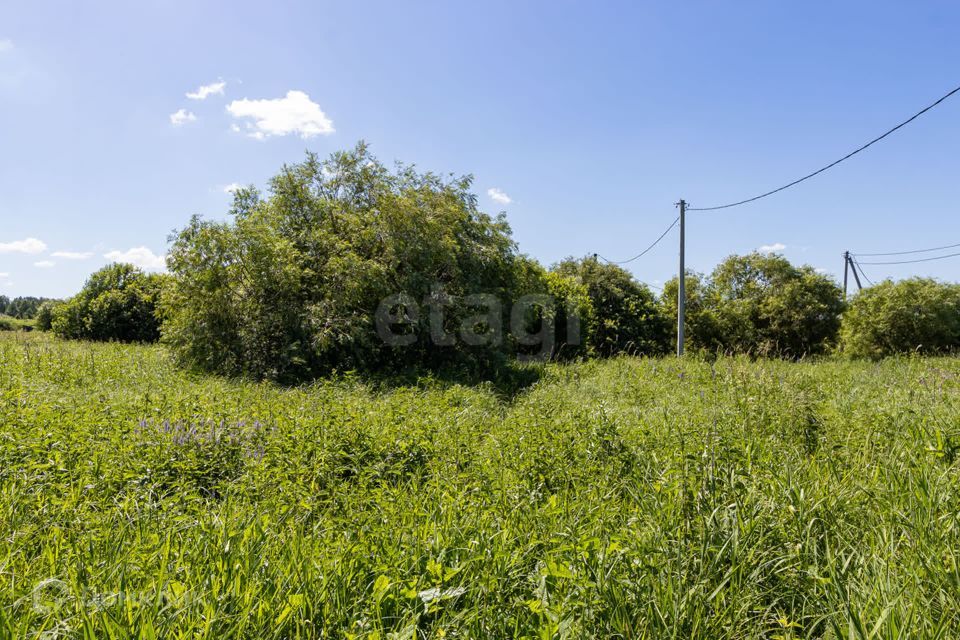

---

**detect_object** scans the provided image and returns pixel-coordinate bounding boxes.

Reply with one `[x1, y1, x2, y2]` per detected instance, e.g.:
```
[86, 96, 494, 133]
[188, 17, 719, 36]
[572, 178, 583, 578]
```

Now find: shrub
[840, 278, 960, 358]
[542, 271, 594, 360]
[51, 263, 165, 342]
[552, 256, 669, 356]
[662, 253, 844, 357]
[660, 271, 724, 353]
[162, 143, 563, 382]
[34, 300, 59, 331]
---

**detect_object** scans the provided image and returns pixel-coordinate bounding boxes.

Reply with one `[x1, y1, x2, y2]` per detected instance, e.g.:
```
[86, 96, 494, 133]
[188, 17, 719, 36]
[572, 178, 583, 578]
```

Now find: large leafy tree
[163, 143, 549, 381]
[552, 256, 669, 356]
[840, 278, 960, 358]
[662, 253, 844, 357]
[51, 263, 165, 342]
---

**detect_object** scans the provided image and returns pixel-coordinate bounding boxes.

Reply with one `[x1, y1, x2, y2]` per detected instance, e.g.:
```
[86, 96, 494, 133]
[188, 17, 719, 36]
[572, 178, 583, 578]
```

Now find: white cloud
[33, 260, 55, 268]
[51, 250, 93, 260]
[0, 39, 13, 53]
[104, 247, 167, 271]
[758, 242, 786, 254]
[186, 80, 226, 100]
[226, 90, 334, 139]
[815, 267, 829, 275]
[487, 187, 512, 205]
[222, 183, 243, 193]
[169, 109, 197, 126]
[0, 237, 47, 254]
[0, 272, 8, 278]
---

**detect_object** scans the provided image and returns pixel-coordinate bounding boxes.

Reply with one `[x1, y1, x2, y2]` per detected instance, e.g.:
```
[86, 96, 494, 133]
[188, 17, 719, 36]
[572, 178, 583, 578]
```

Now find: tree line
[29, 144, 960, 380]
[0, 296, 56, 319]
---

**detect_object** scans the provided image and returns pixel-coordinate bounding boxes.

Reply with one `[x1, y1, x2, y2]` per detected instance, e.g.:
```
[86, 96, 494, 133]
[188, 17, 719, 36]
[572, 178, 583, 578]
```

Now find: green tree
[840, 278, 960, 358]
[163, 143, 557, 381]
[552, 256, 669, 356]
[2, 296, 53, 319]
[662, 253, 844, 357]
[51, 263, 165, 342]
[660, 271, 724, 354]
[34, 300, 60, 331]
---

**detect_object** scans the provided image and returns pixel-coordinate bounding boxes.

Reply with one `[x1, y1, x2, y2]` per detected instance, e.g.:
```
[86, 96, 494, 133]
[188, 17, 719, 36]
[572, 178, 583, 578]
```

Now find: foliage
[34, 300, 59, 331]
[840, 277, 960, 358]
[5, 332, 960, 637]
[662, 253, 845, 357]
[51, 263, 165, 342]
[0, 295, 54, 319]
[163, 143, 558, 382]
[552, 256, 669, 356]
[660, 271, 724, 353]
[0, 314, 35, 332]
[542, 270, 594, 360]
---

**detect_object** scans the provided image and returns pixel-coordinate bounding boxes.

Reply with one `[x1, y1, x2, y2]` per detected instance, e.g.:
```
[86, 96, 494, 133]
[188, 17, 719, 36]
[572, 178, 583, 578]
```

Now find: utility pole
[843, 251, 850, 300]
[677, 199, 686, 356]
[848, 253, 863, 292]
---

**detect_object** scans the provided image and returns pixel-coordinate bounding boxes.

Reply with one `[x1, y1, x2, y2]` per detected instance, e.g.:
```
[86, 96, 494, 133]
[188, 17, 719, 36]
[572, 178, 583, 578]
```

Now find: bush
[840, 278, 960, 358]
[552, 256, 669, 356]
[660, 271, 724, 353]
[34, 300, 59, 331]
[542, 271, 594, 360]
[51, 263, 165, 342]
[162, 143, 565, 382]
[662, 253, 844, 357]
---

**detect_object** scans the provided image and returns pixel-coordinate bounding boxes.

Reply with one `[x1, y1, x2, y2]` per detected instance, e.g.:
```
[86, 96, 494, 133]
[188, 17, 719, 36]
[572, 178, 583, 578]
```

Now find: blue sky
[2, 0, 959, 298]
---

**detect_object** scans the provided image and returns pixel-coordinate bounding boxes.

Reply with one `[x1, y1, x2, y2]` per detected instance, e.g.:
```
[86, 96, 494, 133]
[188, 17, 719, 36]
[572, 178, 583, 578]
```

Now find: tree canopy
[51, 263, 165, 342]
[840, 278, 960, 358]
[162, 143, 558, 382]
[552, 257, 669, 356]
[662, 252, 845, 357]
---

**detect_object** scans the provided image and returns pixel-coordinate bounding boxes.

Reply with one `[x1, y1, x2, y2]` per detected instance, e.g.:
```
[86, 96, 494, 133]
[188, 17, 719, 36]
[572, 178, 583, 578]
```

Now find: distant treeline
[31, 144, 960, 380]
[0, 296, 57, 319]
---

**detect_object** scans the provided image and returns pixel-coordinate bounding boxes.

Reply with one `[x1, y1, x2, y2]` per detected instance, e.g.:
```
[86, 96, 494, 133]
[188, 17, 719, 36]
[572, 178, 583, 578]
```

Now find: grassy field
[2, 333, 960, 638]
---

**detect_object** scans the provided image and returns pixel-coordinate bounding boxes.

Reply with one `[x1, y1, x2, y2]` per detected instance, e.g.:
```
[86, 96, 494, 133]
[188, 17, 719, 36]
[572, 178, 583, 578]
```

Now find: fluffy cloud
[222, 183, 243, 193]
[227, 90, 334, 139]
[104, 247, 167, 271]
[0, 272, 9, 278]
[0, 237, 46, 254]
[186, 80, 226, 100]
[487, 188, 512, 205]
[33, 260, 55, 268]
[169, 109, 197, 126]
[0, 39, 12, 53]
[758, 242, 786, 254]
[52, 250, 93, 260]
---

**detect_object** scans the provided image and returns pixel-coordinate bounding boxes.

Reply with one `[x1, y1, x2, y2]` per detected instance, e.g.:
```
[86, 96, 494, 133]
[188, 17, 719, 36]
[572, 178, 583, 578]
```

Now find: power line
[851, 257, 875, 286]
[856, 250, 960, 266]
[687, 82, 960, 212]
[854, 240, 960, 257]
[596, 215, 679, 264]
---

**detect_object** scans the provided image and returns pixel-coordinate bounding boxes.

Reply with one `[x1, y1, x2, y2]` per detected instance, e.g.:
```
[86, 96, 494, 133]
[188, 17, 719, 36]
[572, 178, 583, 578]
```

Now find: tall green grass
[2, 332, 959, 638]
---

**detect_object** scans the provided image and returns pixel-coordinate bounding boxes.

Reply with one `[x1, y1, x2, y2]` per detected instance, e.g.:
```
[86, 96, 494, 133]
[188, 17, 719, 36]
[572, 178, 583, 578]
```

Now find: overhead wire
[595, 215, 679, 265]
[855, 250, 960, 266]
[687, 82, 960, 212]
[853, 241, 960, 257]
[851, 257, 875, 286]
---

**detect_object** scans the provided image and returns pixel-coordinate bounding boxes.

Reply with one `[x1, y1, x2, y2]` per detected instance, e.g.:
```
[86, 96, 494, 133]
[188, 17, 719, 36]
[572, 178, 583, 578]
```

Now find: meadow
[2, 332, 960, 638]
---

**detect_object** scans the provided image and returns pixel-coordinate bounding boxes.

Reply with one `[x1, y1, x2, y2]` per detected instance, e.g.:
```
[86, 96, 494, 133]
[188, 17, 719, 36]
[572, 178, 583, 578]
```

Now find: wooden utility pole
[677, 199, 686, 356]
[848, 253, 863, 292]
[843, 251, 850, 300]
